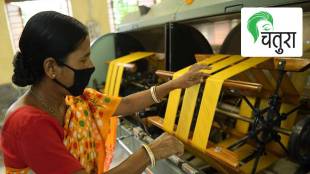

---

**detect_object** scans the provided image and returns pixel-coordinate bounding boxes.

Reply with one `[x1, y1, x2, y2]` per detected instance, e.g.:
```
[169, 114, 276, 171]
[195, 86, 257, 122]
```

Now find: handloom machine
[89, 0, 310, 173]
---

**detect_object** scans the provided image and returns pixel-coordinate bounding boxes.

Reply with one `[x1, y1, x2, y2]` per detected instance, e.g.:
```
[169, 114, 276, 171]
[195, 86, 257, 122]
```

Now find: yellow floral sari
[5, 88, 121, 174]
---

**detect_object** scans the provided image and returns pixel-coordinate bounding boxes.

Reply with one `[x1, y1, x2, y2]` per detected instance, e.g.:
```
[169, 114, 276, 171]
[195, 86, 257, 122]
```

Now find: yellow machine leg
[235, 98, 256, 134]
[104, 60, 116, 94]
[109, 61, 120, 95]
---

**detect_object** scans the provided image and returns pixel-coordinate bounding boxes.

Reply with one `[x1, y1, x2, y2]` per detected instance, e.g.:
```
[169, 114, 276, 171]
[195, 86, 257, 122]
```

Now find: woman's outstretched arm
[114, 64, 210, 116]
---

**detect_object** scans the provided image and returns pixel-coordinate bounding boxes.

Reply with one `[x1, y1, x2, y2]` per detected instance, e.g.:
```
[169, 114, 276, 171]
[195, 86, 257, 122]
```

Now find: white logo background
[241, 8, 303, 57]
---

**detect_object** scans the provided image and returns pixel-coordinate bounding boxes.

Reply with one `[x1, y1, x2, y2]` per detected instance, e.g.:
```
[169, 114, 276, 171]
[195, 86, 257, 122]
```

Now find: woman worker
[1, 11, 209, 174]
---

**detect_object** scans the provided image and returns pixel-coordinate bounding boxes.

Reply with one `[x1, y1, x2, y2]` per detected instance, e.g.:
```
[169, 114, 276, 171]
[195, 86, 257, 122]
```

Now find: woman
[1, 11, 209, 174]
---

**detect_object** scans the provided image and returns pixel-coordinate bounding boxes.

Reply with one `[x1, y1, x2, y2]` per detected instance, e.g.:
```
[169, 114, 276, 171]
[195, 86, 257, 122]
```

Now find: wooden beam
[255, 58, 310, 72]
[155, 70, 262, 93]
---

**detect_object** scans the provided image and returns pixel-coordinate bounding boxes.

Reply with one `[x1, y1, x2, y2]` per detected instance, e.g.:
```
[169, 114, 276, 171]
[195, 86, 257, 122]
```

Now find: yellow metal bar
[163, 54, 229, 133]
[105, 57, 126, 95]
[195, 54, 229, 63]
[200, 55, 245, 74]
[279, 103, 298, 146]
[175, 55, 242, 141]
[113, 65, 125, 96]
[234, 97, 256, 134]
[192, 57, 270, 151]
[109, 62, 120, 95]
[104, 52, 154, 96]
[104, 60, 116, 94]
[113, 52, 154, 96]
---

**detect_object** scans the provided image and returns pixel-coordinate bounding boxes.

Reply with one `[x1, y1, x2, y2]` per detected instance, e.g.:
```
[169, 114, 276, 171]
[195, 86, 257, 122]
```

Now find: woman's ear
[43, 57, 59, 79]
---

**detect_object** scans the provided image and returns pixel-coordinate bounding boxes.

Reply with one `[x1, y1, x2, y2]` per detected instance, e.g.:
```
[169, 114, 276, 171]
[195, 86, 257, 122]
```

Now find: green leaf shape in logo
[247, 11, 273, 43]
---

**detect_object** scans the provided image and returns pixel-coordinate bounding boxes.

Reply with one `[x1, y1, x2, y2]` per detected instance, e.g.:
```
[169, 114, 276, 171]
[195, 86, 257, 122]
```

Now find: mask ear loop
[56, 60, 77, 71]
[53, 61, 73, 92]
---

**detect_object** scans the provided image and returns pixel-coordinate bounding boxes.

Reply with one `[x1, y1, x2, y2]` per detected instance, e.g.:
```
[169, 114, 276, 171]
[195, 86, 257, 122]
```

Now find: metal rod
[227, 135, 250, 150]
[105, 61, 137, 72]
[155, 70, 262, 92]
[281, 105, 301, 119]
[117, 138, 134, 154]
[242, 96, 256, 111]
[216, 108, 292, 136]
[218, 103, 240, 113]
[251, 148, 264, 174]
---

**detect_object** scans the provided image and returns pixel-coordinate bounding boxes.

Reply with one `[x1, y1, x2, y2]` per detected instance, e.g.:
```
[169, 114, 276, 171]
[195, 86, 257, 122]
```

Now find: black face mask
[54, 63, 95, 96]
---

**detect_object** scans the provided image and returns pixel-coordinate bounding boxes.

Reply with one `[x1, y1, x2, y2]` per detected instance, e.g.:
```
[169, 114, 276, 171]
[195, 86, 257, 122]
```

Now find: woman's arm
[114, 64, 210, 116]
[75, 148, 150, 174]
[114, 79, 176, 116]
[105, 148, 150, 174]
[75, 133, 183, 174]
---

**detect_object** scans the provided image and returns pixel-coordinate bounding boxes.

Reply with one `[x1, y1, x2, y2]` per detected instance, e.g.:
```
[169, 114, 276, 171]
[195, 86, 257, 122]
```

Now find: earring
[52, 74, 56, 79]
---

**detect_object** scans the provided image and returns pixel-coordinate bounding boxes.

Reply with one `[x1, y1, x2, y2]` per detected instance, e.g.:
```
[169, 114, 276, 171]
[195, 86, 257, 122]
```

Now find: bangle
[153, 86, 160, 102]
[150, 86, 161, 103]
[142, 143, 156, 167]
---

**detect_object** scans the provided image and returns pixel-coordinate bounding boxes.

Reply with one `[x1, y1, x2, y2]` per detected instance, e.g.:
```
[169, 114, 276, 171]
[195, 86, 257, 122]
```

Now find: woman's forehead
[69, 37, 90, 58]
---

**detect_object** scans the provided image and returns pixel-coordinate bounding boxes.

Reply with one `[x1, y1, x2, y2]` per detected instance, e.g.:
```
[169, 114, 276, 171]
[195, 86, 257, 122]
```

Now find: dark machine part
[118, 23, 215, 122]
[165, 22, 213, 72]
[219, 23, 241, 55]
[223, 60, 308, 174]
[288, 116, 310, 167]
[114, 33, 145, 58]
[217, 22, 310, 171]
[113, 33, 164, 132]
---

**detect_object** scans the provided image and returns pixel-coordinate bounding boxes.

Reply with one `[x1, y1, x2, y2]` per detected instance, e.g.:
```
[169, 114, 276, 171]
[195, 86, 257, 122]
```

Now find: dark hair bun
[12, 52, 34, 87]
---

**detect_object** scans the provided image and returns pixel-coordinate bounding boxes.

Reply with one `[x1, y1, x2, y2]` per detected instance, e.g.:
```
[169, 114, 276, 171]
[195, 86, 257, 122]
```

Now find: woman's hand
[114, 64, 211, 116]
[148, 133, 184, 160]
[171, 63, 211, 89]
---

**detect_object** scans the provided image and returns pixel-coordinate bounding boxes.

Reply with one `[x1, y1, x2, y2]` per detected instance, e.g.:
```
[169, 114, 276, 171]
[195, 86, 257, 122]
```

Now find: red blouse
[1, 105, 83, 174]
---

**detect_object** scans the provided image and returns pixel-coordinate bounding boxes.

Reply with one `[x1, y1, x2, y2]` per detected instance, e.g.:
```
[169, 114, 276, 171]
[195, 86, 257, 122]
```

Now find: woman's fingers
[190, 63, 211, 72]
[150, 133, 185, 160]
[189, 72, 208, 82]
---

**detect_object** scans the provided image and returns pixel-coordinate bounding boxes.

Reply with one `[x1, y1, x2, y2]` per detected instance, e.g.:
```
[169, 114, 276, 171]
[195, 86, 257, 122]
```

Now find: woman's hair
[12, 11, 88, 87]
[247, 11, 273, 43]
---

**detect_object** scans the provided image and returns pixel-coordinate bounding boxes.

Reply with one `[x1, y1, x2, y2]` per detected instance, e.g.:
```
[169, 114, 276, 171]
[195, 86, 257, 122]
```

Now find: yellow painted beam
[109, 61, 119, 95]
[104, 60, 115, 94]
[235, 97, 256, 134]
[112, 52, 154, 96]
